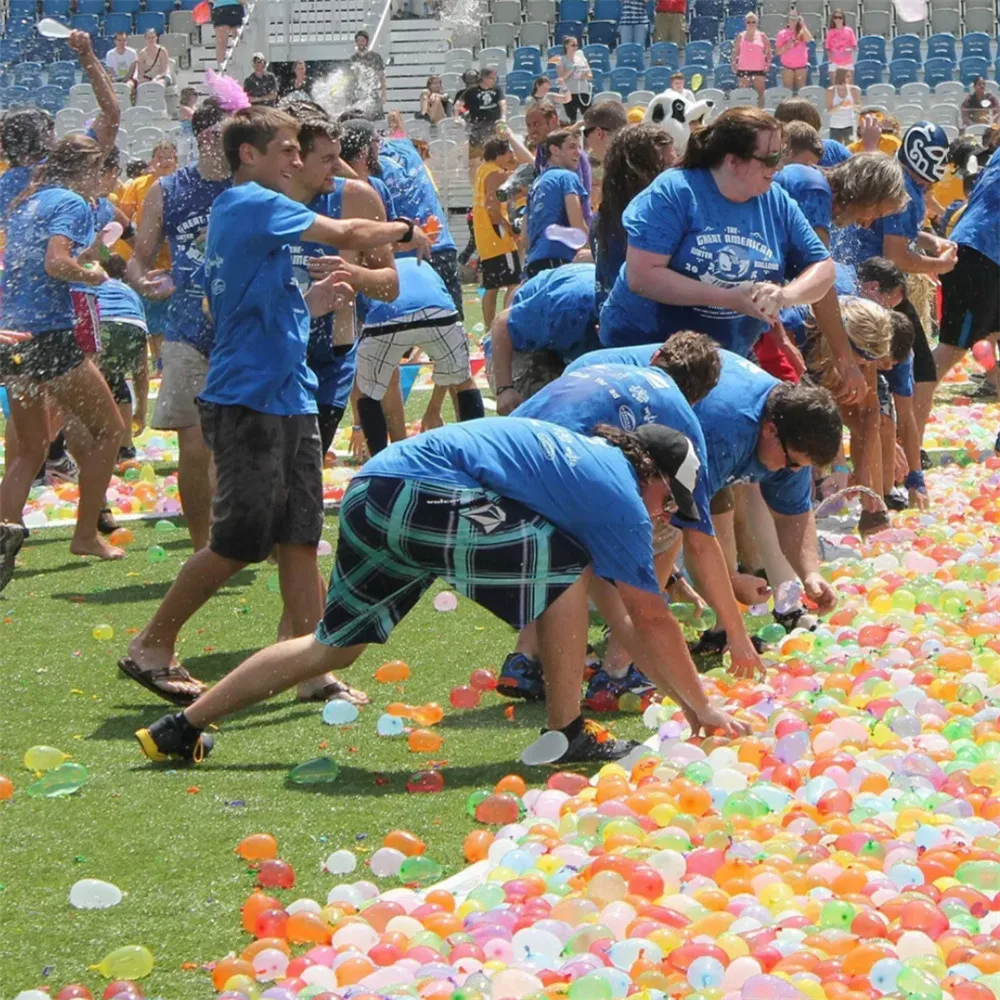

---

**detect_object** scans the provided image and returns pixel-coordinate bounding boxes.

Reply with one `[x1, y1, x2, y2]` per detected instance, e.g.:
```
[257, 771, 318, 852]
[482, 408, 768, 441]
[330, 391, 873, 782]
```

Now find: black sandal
[98, 507, 119, 535]
[117, 656, 206, 706]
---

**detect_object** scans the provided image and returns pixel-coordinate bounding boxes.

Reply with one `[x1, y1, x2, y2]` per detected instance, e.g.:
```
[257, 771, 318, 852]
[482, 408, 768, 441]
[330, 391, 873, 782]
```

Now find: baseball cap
[252, 52, 266, 63]
[634, 424, 701, 522]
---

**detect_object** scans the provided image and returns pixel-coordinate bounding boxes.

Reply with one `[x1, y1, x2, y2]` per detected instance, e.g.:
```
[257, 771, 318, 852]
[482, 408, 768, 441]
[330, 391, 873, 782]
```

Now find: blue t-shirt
[95, 197, 116, 230]
[364, 256, 456, 327]
[1, 185, 94, 334]
[564, 343, 658, 374]
[950, 148, 1000, 266]
[95, 278, 147, 328]
[507, 262, 599, 360]
[201, 182, 319, 416]
[589, 212, 627, 311]
[0, 165, 32, 222]
[773, 164, 832, 234]
[360, 417, 660, 593]
[378, 139, 456, 254]
[819, 139, 852, 167]
[514, 363, 713, 535]
[599, 168, 829, 356]
[525, 168, 588, 266]
[885, 355, 914, 397]
[833, 169, 925, 269]
[369, 175, 395, 217]
[160, 163, 232, 356]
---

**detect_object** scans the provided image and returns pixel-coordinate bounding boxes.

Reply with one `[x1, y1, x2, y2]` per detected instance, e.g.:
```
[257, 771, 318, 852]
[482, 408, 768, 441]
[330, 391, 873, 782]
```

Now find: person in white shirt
[105, 32, 136, 83]
[669, 71, 696, 103]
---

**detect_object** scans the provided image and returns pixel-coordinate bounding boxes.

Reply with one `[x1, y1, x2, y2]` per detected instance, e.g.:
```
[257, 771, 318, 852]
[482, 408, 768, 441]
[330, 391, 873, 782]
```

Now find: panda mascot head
[643, 91, 713, 157]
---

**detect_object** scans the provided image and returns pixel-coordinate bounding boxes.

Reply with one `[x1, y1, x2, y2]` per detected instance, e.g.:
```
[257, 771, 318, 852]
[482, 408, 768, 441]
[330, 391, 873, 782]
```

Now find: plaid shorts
[316, 475, 591, 647]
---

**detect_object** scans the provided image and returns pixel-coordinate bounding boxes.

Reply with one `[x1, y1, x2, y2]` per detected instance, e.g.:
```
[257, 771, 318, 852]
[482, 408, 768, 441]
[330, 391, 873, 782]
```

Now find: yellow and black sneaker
[554, 718, 639, 764]
[136, 713, 213, 765]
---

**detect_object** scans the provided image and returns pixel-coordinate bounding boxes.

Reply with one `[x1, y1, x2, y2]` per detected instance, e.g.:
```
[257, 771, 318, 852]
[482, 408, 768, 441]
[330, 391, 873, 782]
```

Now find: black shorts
[316, 476, 590, 647]
[1, 328, 84, 382]
[211, 3, 244, 27]
[429, 249, 464, 320]
[523, 257, 568, 280]
[480, 250, 521, 290]
[198, 402, 324, 563]
[939, 245, 1000, 350]
[318, 402, 346, 457]
[898, 298, 935, 384]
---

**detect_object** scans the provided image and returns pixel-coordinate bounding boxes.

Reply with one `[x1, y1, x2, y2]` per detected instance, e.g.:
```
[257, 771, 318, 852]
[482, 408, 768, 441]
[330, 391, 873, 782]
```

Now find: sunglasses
[775, 421, 803, 469]
[751, 149, 784, 168]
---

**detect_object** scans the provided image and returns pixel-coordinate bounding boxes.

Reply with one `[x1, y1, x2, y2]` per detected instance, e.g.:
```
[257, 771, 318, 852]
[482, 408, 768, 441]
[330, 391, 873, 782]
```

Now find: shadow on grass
[438, 702, 547, 730]
[49, 570, 259, 606]
[12, 562, 94, 580]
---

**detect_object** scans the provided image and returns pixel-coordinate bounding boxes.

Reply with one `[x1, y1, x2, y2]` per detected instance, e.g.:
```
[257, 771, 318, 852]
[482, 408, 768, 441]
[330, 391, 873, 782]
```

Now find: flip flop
[297, 678, 369, 706]
[117, 656, 206, 706]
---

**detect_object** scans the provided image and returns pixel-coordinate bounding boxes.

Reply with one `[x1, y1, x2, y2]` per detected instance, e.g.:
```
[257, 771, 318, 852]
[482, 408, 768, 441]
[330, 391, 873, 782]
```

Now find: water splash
[437, 0, 486, 47]
[311, 62, 383, 120]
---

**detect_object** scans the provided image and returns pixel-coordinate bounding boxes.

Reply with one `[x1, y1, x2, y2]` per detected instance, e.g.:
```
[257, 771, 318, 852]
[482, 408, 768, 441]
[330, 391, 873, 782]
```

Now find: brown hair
[542, 128, 576, 154]
[773, 97, 821, 132]
[784, 121, 823, 160]
[829, 7, 847, 27]
[591, 424, 661, 484]
[582, 99, 629, 133]
[651, 331, 722, 404]
[889, 310, 914, 364]
[527, 100, 559, 122]
[682, 106, 780, 169]
[222, 106, 299, 173]
[10, 133, 104, 214]
[483, 136, 513, 161]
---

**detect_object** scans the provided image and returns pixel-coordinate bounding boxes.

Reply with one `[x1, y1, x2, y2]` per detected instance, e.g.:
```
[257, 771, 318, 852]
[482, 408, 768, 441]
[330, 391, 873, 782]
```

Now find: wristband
[121, 222, 135, 241]
[392, 216, 415, 242]
[833, 463, 850, 475]
[351, 425, 362, 431]
[495, 385, 515, 394]
[905, 470, 926, 492]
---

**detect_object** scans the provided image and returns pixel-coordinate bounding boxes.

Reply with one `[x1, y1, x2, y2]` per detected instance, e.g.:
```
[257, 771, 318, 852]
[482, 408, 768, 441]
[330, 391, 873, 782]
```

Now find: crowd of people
[0, 16, 998, 770]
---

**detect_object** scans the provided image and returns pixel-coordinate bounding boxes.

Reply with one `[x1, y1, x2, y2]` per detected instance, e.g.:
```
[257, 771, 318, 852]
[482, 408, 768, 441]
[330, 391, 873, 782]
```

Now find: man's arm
[68, 31, 120, 153]
[125, 181, 173, 298]
[484, 171, 509, 230]
[301, 214, 432, 259]
[883, 232, 957, 275]
[772, 510, 836, 612]
[489, 311, 522, 414]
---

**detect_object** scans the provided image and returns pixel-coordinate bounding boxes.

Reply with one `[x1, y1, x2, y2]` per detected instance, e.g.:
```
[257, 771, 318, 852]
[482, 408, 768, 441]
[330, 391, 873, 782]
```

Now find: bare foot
[70, 536, 126, 560]
[297, 673, 370, 705]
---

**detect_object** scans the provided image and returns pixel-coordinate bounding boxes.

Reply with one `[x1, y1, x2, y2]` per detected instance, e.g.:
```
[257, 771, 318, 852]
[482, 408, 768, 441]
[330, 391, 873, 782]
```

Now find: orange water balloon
[235, 833, 278, 861]
[384, 829, 426, 856]
[375, 660, 410, 683]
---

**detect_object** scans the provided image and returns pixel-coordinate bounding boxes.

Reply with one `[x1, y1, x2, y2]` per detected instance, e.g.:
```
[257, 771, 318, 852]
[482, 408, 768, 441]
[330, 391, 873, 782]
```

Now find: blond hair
[805, 296, 893, 390]
[827, 152, 909, 220]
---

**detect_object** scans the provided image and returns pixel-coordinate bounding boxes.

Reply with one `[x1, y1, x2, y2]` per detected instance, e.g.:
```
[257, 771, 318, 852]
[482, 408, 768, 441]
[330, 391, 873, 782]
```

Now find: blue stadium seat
[76, 0, 106, 12]
[513, 46, 543, 73]
[926, 33, 956, 62]
[684, 40, 714, 67]
[608, 65, 638, 96]
[110, 0, 140, 10]
[712, 64, 737, 90]
[505, 69, 535, 99]
[678, 63, 706, 86]
[42, 0, 71, 14]
[856, 36, 887, 65]
[807, 39, 817, 65]
[582, 43, 612, 73]
[8, 0, 36, 14]
[553, 19, 583, 42]
[145, 0, 175, 12]
[888, 57, 920, 89]
[959, 55, 990, 85]
[592, 0, 622, 21]
[0, 39, 24, 63]
[5, 85, 31, 107]
[853, 59, 884, 90]
[103, 11, 133, 33]
[36, 84, 66, 113]
[548, 44, 563, 59]
[586, 20, 618, 46]
[962, 33, 992, 61]
[694, 0, 723, 18]
[728, 0, 755, 14]
[615, 41, 645, 71]
[723, 15, 744, 39]
[136, 10, 165, 33]
[5, 17, 36, 38]
[891, 35, 922, 63]
[93, 35, 115, 58]
[70, 13, 100, 34]
[178, 0, 200, 9]
[558, 0, 588, 23]
[643, 65, 674, 91]
[590, 67, 607, 91]
[48, 60, 77, 86]
[688, 15, 719, 42]
[649, 41, 679, 68]
[923, 57, 954, 88]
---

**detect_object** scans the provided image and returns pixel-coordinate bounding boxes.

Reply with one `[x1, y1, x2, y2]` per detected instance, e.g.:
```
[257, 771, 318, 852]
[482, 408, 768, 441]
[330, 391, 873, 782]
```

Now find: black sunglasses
[751, 149, 784, 168]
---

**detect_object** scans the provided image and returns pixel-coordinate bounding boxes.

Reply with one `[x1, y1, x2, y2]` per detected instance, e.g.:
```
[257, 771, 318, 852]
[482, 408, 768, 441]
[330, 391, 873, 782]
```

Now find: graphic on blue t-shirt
[950, 149, 1000, 266]
[201, 182, 319, 416]
[378, 139, 456, 254]
[599, 168, 828, 357]
[525, 168, 588, 266]
[507, 262, 599, 360]
[514, 363, 713, 534]
[1, 185, 95, 334]
[364, 256, 456, 326]
[361, 417, 660, 593]
[773, 164, 833, 234]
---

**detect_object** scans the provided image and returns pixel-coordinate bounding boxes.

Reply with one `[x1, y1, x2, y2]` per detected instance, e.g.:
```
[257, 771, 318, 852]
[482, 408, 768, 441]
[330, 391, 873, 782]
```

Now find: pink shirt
[736, 30, 769, 72]
[776, 27, 809, 68]
[825, 25, 857, 66]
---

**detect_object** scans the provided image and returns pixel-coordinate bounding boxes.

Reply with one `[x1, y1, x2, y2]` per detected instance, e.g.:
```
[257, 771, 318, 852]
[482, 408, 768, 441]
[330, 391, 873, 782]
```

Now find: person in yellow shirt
[472, 135, 521, 330]
[847, 110, 903, 155]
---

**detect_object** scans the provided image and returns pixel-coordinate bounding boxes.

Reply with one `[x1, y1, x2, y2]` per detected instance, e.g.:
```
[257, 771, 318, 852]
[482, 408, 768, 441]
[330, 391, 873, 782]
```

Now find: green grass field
[0, 295, 650, 998]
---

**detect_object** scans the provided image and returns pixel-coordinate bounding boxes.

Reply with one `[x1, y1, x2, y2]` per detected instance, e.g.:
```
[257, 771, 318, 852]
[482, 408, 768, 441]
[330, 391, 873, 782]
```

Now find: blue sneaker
[585, 664, 655, 705]
[497, 652, 545, 701]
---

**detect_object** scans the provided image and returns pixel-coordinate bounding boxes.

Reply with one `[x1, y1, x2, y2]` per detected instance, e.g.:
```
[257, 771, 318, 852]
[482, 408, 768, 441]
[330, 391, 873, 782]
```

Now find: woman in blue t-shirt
[599, 107, 834, 359]
[0, 135, 127, 566]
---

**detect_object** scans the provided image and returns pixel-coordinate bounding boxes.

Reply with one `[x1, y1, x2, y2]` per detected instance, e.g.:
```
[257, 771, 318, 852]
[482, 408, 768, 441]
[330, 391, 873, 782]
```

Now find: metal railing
[220, 0, 265, 80]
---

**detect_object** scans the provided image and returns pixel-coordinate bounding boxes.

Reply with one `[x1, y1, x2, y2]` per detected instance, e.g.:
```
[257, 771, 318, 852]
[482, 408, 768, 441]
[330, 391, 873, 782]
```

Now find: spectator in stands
[454, 69, 479, 109]
[523, 130, 589, 279]
[243, 53, 279, 106]
[618, 0, 651, 49]
[775, 13, 811, 94]
[849, 110, 902, 155]
[824, 8, 856, 82]
[178, 87, 199, 124]
[105, 32, 137, 85]
[211, 0, 246, 68]
[962, 77, 1000, 129]
[773, 98, 851, 167]
[282, 60, 309, 98]
[826, 68, 859, 144]
[418, 75, 451, 123]
[473, 136, 521, 329]
[130, 28, 170, 90]
[527, 75, 570, 109]
[349, 30, 388, 118]
[669, 71, 695, 102]
[582, 99, 629, 165]
[557, 38, 593, 124]
[460, 67, 506, 185]
[653, 0, 686, 46]
[732, 13, 771, 108]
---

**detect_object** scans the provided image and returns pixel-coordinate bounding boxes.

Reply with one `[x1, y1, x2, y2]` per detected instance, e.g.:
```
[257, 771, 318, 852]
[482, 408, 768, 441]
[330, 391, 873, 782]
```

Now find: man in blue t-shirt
[122, 106, 433, 708]
[136, 418, 748, 768]
[523, 130, 589, 280]
[490, 262, 600, 414]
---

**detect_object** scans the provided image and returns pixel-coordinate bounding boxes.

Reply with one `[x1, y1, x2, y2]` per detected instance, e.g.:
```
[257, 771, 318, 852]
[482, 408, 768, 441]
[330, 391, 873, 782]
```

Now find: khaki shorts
[152, 339, 209, 430]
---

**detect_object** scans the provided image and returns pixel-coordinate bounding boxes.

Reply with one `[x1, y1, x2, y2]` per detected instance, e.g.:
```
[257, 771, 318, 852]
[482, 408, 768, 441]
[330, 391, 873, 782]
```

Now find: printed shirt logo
[684, 226, 778, 317]
[462, 502, 508, 534]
